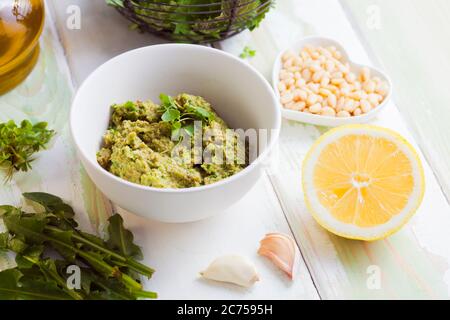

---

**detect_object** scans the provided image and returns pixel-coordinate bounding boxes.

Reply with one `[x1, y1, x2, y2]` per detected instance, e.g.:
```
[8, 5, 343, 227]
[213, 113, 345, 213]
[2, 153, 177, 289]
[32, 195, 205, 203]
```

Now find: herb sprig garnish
[0, 193, 156, 300]
[0, 120, 54, 182]
[159, 93, 215, 139]
[239, 46, 256, 59]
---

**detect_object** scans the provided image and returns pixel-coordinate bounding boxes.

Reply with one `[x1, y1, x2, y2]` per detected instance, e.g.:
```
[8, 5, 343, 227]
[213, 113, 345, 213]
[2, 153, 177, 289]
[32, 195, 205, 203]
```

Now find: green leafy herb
[105, 0, 273, 43]
[239, 46, 256, 59]
[0, 193, 156, 300]
[159, 93, 215, 140]
[0, 120, 54, 182]
[105, 0, 124, 8]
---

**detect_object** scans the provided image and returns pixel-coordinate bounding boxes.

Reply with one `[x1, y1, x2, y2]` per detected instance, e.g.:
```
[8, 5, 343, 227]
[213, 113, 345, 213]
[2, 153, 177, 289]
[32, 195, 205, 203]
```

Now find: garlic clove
[258, 233, 299, 280]
[200, 254, 259, 288]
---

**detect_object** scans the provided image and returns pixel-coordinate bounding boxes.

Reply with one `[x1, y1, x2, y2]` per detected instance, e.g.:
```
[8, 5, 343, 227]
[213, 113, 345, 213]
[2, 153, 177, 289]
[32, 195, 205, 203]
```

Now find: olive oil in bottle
[0, 0, 45, 94]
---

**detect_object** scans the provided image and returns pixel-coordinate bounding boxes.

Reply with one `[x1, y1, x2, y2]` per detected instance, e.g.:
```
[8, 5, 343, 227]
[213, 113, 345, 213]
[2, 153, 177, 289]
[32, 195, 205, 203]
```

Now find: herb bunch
[105, 0, 273, 43]
[159, 93, 215, 139]
[0, 120, 54, 181]
[0, 193, 156, 300]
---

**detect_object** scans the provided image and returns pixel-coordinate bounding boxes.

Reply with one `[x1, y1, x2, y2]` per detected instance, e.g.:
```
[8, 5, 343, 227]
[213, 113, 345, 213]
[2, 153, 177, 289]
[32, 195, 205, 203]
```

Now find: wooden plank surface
[0, 0, 321, 300]
[342, 0, 450, 203]
[218, 0, 450, 299]
[2, 0, 450, 300]
[0, 10, 112, 236]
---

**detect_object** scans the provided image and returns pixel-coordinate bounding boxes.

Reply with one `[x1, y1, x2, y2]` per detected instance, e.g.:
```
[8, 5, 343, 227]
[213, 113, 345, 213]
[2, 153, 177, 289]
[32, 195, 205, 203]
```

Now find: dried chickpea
[310, 63, 322, 73]
[337, 110, 351, 118]
[295, 78, 306, 88]
[321, 107, 336, 117]
[363, 80, 376, 93]
[307, 94, 319, 106]
[280, 70, 293, 81]
[333, 50, 342, 60]
[307, 83, 320, 94]
[325, 60, 335, 72]
[360, 100, 372, 113]
[280, 92, 294, 105]
[320, 77, 330, 87]
[353, 108, 362, 116]
[284, 59, 294, 69]
[332, 71, 344, 79]
[311, 51, 321, 60]
[361, 67, 371, 82]
[340, 85, 351, 96]
[376, 82, 389, 96]
[368, 93, 381, 107]
[331, 78, 345, 86]
[293, 56, 302, 66]
[295, 101, 306, 111]
[301, 68, 312, 82]
[285, 77, 295, 87]
[284, 102, 296, 110]
[309, 103, 323, 114]
[319, 88, 332, 97]
[282, 50, 296, 62]
[278, 82, 287, 93]
[328, 94, 337, 108]
[344, 99, 356, 112]
[312, 70, 325, 83]
[345, 72, 357, 83]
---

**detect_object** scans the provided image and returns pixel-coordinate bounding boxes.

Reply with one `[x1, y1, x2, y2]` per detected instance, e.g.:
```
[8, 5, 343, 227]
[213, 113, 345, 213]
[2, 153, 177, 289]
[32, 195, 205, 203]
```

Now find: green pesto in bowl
[97, 94, 248, 189]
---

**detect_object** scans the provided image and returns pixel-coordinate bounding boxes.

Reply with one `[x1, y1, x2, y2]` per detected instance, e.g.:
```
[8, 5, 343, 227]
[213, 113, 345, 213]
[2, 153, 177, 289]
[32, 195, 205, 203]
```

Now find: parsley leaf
[239, 46, 256, 59]
[0, 120, 54, 182]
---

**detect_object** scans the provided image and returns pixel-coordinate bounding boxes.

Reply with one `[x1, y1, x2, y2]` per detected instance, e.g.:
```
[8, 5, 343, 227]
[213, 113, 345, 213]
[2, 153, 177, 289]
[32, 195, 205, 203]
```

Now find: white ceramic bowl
[272, 36, 393, 127]
[71, 44, 281, 223]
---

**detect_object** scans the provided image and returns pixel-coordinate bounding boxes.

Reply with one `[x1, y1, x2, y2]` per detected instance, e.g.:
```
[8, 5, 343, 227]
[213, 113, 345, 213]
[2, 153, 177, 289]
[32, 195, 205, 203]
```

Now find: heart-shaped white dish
[272, 36, 393, 127]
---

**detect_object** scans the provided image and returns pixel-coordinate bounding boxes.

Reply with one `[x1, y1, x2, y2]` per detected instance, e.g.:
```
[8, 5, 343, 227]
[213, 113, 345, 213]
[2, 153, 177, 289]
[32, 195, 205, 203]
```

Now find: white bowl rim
[271, 35, 393, 125]
[70, 43, 281, 194]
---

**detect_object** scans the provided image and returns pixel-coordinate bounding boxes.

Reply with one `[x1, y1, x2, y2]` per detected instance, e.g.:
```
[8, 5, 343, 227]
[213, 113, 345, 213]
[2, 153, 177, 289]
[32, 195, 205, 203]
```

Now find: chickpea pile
[278, 45, 389, 117]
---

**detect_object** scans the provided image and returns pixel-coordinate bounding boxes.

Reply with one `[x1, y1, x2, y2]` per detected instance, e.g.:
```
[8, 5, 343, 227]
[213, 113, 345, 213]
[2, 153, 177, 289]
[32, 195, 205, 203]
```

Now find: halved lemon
[302, 125, 425, 241]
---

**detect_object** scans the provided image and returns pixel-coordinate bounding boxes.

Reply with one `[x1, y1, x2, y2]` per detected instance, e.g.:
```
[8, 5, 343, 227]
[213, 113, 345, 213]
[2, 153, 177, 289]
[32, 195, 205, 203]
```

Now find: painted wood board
[47, 0, 168, 85]
[0, 11, 112, 235]
[0, 0, 322, 299]
[115, 174, 320, 300]
[218, 0, 450, 299]
[2, 0, 449, 300]
[341, 0, 450, 203]
[0, 8, 113, 267]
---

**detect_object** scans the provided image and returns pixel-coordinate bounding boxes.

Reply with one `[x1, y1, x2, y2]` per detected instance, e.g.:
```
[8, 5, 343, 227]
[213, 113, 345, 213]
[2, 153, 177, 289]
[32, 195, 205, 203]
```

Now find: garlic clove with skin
[258, 233, 299, 280]
[200, 254, 259, 288]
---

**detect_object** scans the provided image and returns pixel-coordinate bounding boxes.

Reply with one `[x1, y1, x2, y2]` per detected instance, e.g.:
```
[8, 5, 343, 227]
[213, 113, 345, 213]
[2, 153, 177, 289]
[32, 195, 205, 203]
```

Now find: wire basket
[112, 0, 274, 43]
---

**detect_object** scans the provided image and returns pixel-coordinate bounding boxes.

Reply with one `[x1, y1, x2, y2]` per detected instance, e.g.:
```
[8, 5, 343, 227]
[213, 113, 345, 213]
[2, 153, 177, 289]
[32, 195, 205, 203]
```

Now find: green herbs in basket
[106, 0, 273, 43]
[0, 192, 156, 300]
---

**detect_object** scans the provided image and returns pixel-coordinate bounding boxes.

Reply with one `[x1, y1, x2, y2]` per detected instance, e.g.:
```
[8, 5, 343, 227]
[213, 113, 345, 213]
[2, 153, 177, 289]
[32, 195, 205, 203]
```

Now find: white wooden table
[1, 0, 449, 299]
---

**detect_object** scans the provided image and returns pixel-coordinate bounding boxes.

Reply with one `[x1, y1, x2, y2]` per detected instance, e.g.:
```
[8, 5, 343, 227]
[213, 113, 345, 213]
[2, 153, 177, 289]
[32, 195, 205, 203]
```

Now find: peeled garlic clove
[200, 254, 259, 288]
[258, 233, 299, 280]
